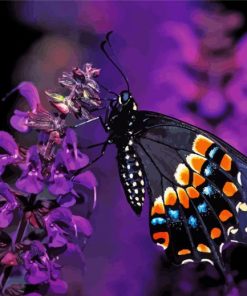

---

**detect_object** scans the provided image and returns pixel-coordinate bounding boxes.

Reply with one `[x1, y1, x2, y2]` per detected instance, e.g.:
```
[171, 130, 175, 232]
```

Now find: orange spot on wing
[177, 187, 190, 209]
[174, 164, 190, 186]
[220, 154, 232, 171]
[219, 210, 233, 222]
[186, 187, 200, 199]
[192, 173, 205, 188]
[210, 227, 222, 239]
[151, 196, 165, 216]
[197, 243, 211, 253]
[153, 232, 170, 250]
[223, 182, 238, 197]
[193, 135, 213, 156]
[164, 187, 177, 206]
[186, 154, 206, 173]
[178, 249, 191, 256]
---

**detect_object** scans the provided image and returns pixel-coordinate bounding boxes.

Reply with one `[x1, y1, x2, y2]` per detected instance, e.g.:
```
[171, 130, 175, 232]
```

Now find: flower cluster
[0, 65, 100, 295]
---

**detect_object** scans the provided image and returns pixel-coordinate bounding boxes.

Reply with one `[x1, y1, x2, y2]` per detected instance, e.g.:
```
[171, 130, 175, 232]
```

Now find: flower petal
[72, 215, 92, 237]
[44, 208, 73, 248]
[17, 82, 40, 111]
[62, 129, 89, 171]
[16, 146, 44, 194]
[0, 182, 18, 228]
[10, 110, 30, 133]
[57, 193, 76, 208]
[73, 171, 97, 189]
[49, 279, 68, 295]
[48, 151, 72, 196]
[0, 131, 18, 155]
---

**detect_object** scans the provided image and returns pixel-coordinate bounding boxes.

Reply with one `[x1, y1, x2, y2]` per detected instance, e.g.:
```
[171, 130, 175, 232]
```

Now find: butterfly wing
[129, 111, 247, 267]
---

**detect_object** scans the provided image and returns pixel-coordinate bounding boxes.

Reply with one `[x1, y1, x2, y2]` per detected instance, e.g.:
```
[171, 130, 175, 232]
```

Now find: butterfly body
[105, 91, 146, 214]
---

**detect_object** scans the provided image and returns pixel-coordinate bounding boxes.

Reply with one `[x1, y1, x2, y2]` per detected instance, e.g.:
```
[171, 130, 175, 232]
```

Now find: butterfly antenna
[100, 31, 130, 92]
[1, 86, 19, 102]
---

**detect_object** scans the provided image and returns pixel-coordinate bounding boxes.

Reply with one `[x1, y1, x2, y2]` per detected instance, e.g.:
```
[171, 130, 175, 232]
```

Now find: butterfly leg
[86, 142, 106, 149]
[72, 140, 109, 177]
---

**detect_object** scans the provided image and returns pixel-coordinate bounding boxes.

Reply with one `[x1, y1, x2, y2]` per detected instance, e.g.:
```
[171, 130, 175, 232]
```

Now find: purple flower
[10, 82, 41, 133]
[16, 146, 44, 194]
[0, 182, 18, 228]
[23, 241, 67, 294]
[44, 208, 92, 248]
[56, 191, 77, 207]
[61, 129, 89, 171]
[48, 151, 73, 196]
[0, 131, 19, 175]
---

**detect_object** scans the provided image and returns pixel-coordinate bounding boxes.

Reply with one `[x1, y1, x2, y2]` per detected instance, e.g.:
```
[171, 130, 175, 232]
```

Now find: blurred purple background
[1, 1, 247, 295]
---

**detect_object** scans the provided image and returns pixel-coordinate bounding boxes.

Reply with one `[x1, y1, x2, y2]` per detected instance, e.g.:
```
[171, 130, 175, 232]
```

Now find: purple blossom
[1, 76, 98, 295]
[61, 129, 89, 171]
[16, 146, 44, 194]
[0, 131, 20, 175]
[0, 182, 18, 228]
[44, 208, 92, 248]
[22, 241, 68, 294]
[48, 151, 73, 196]
[10, 82, 41, 133]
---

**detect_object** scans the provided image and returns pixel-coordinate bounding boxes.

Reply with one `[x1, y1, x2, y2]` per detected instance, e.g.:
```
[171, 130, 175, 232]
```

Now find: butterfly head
[118, 90, 137, 110]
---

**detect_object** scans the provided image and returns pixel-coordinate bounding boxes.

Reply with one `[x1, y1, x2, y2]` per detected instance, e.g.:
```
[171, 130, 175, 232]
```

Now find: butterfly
[74, 32, 247, 272]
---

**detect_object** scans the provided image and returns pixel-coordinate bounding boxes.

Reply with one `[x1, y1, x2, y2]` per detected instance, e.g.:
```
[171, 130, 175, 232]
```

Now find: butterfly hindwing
[128, 111, 247, 267]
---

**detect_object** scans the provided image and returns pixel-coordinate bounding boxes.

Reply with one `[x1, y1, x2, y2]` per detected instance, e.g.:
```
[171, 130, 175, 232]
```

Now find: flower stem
[1, 215, 27, 292]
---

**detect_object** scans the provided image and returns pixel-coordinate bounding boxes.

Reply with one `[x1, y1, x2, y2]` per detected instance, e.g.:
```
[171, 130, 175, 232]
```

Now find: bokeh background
[1, 1, 247, 295]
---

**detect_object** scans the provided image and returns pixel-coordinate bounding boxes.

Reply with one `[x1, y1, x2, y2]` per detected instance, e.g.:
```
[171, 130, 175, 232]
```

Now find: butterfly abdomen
[117, 141, 145, 214]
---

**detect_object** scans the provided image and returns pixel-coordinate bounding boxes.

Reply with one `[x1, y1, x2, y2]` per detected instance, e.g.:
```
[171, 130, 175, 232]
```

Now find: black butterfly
[74, 32, 247, 272]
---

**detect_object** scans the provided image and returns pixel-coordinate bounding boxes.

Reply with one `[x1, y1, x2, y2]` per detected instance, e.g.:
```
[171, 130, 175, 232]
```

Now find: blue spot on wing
[202, 185, 214, 196]
[197, 202, 207, 213]
[204, 164, 214, 176]
[151, 217, 166, 226]
[209, 147, 219, 159]
[188, 215, 198, 228]
[168, 209, 180, 221]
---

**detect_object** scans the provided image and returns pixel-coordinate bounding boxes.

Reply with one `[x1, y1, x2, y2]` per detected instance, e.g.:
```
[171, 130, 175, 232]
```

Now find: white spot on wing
[231, 228, 239, 235]
[227, 226, 234, 236]
[201, 259, 214, 266]
[219, 243, 224, 254]
[237, 172, 242, 186]
[236, 202, 247, 212]
[181, 259, 194, 265]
